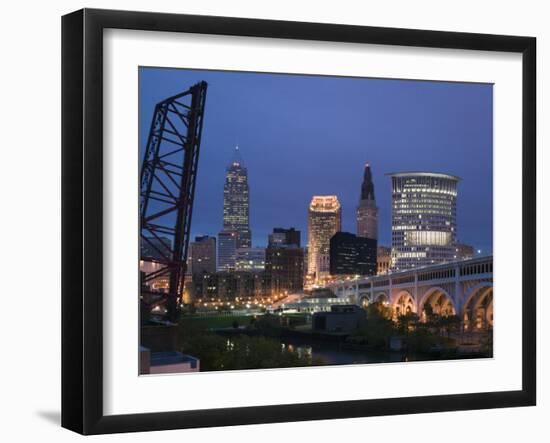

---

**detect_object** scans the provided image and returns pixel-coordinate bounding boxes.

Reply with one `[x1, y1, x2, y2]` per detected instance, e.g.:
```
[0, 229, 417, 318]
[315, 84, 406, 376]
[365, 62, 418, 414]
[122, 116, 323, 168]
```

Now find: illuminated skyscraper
[223, 146, 251, 248]
[388, 172, 459, 270]
[307, 196, 341, 281]
[356, 163, 378, 240]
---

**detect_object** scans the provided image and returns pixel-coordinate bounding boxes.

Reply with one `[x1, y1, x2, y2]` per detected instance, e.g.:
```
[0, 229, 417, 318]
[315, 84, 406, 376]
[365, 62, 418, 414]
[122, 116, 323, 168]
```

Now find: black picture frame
[62, 8, 536, 435]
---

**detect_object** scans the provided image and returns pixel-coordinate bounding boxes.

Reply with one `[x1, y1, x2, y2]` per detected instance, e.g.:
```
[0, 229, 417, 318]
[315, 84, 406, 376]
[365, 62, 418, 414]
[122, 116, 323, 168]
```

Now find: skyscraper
[388, 172, 459, 270]
[223, 146, 251, 248]
[307, 196, 341, 281]
[356, 163, 378, 240]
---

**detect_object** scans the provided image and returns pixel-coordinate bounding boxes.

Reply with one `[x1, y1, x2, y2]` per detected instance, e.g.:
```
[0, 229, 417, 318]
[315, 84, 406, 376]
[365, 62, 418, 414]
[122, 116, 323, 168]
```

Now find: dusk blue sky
[139, 67, 493, 253]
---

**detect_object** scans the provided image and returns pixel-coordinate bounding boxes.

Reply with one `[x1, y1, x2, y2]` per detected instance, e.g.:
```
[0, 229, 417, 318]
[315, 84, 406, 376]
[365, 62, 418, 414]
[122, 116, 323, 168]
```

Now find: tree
[249, 314, 284, 337]
[397, 312, 419, 335]
[439, 315, 461, 337]
[182, 333, 229, 370]
[353, 302, 397, 349]
[366, 301, 393, 321]
[423, 302, 436, 323]
[181, 333, 316, 371]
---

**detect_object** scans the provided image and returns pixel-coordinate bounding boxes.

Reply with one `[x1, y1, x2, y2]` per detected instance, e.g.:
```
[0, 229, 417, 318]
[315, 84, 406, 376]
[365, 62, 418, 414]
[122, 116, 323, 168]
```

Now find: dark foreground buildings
[265, 228, 304, 295]
[269, 227, 301, 248]
[188, 227, 305, 302]
[329, 232, 377, 276]
[188, 235, 216, 275]
[192, 271, 266, 301]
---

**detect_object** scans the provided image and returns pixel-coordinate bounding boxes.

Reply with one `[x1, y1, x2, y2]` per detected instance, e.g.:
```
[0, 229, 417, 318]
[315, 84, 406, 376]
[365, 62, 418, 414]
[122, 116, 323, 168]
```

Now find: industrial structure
[139, 81, 208, 322]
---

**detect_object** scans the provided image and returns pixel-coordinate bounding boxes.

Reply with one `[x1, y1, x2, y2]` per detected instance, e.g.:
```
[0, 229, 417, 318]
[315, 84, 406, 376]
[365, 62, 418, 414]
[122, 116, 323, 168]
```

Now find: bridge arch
[358, 294, 371, 308]
[419, 286, 456, 321]
[463, 282, 493, 331]
[374, 292, 389, 304]
[392, 290, 416, 317]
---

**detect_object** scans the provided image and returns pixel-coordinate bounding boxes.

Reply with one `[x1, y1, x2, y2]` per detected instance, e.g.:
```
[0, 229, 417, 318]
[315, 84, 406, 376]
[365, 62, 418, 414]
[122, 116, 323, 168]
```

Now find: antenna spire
[231, 144, 244, 167]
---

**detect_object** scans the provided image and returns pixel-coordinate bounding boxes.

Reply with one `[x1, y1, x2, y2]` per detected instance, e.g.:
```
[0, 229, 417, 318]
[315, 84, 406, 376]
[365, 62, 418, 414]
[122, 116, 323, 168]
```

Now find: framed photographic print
[61, 8, 536, 435]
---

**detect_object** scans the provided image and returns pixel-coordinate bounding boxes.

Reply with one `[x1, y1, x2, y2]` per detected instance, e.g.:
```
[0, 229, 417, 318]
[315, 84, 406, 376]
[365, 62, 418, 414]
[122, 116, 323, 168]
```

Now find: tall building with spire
[307, 195, 341, 281]
[356, 163, 378, 241]
[222, 146, 251, 248]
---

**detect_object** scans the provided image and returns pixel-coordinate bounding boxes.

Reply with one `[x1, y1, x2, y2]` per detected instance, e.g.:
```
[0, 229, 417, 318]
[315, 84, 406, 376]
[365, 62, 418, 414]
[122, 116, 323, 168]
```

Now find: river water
[280, 337, 410, 366]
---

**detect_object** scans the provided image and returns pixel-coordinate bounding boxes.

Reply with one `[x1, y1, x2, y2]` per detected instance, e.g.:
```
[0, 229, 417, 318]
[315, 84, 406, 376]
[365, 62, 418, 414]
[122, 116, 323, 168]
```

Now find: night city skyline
[139, 67, 493, 254]
[139, 67, 495, 375]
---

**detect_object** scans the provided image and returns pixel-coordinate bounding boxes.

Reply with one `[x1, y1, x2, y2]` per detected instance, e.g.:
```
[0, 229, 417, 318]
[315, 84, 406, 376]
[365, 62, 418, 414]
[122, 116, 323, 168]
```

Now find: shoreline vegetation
[175, 302, 492, 372]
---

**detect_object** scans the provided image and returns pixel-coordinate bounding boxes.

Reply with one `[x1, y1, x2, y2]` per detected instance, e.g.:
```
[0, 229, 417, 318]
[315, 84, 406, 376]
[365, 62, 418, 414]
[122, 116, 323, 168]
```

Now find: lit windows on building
[217, 230, 238, 271]
[265, 245, 304, 294]
[235, 247, 266, 272]
[307, 195, 342, 283]
[268, 227, 301, 248]
[405, 231, 452, 246]
[329, 232, 377, 276]
[388, 172, 459, 270]
[223, 146, 251, 248]
[187, 235, 216, 276]
[376, 246, 391, 275]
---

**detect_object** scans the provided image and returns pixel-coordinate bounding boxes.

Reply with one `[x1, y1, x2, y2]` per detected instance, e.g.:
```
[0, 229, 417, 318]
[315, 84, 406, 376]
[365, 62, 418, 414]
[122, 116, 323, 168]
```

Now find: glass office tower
[223, 146, 251, 248]
[388, 172, 459, 270]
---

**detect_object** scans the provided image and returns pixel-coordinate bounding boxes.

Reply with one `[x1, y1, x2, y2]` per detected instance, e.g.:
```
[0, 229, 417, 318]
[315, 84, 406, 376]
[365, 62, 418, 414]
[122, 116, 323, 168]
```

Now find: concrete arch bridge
[328, 256, 493, 331]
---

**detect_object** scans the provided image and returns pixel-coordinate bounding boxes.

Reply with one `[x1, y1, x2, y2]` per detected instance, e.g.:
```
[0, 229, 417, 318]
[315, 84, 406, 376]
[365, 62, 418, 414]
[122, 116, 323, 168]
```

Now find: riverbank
[177, 312, 492, 371]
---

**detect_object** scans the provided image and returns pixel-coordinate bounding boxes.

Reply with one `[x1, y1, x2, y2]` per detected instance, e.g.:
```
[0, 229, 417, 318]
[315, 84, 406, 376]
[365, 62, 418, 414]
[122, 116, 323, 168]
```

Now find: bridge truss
[140, 81, 208, 322]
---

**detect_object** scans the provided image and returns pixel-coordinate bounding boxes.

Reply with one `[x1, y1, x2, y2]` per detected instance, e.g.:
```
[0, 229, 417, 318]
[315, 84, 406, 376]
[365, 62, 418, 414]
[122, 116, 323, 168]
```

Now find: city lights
[137, 69, 494, 378]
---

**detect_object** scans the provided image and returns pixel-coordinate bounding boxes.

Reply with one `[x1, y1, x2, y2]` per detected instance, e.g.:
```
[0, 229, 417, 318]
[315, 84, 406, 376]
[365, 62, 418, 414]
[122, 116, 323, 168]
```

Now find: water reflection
[281, 338, 406, 365]
[228, 336, 407, 366]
